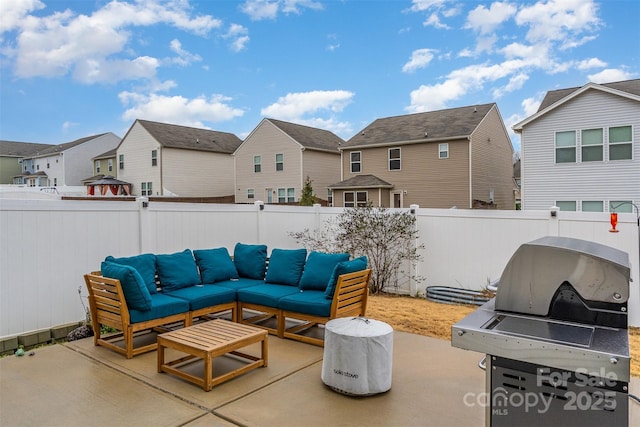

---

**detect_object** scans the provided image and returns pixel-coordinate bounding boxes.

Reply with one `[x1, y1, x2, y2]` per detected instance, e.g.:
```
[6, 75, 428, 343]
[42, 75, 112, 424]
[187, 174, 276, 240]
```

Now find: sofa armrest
[330, 268, 371, 318]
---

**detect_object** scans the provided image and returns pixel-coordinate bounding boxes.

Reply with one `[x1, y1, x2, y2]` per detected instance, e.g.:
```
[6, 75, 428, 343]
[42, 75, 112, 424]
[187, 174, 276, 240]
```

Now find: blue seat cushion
[165, 285, 236, 311]
[216, 278, 264, 293]
[129, 293, 189, 324]
[265, 248, 307, 286]
[234, 243, 267, 280]
[193, 247, 238, 283]
[325, 256, 368, 299]
[237, 284, 300, 308]
[105, 253, 157, 294]
[101, 261, 152, 312]
[298, 252, 350, 291]
[156, 249, 201, 292]
[278, 290, 332, 317]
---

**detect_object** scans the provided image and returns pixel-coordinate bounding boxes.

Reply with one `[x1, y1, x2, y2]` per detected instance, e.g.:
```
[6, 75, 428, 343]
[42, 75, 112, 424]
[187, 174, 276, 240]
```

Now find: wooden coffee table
[157, 319, 268, 391]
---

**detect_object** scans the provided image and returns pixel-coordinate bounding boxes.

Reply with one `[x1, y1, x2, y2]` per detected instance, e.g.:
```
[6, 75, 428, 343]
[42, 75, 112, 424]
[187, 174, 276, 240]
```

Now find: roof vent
[424, 131, 428, 137]
[473, 107, 477, 113]
[196, 138, 199, 143]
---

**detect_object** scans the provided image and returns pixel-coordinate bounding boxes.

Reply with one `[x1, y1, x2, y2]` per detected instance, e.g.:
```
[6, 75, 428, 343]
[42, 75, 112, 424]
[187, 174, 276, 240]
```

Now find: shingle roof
[0, 140, 55, 157]
[93, 148, 117, 159]
[34, 133, 110, 156]
[329, 174, 393, 189]
[267, 119, 344, 152]
[342, 103, 495, 148]
[538, 79, 640, 111]
[137, 120, 242, 154]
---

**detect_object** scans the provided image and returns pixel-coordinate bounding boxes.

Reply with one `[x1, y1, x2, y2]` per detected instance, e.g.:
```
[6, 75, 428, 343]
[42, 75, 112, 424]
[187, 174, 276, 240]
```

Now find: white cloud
[0, 0, 44, 33]
[465, 2, 517, 35]
[261, 90, 354, 119]
[241, 0, 322, 21]
[62, 121, 78, 132]
[424, 12, 451, 29]
[5, 0, 221, 83]
[402, 48, 436, 73]
[169, 39, 202, 66]
[577, 57, 606, 70]
[407, 0, 449, 13]
[493, 73, 529, 98]
[515, 0, 601, 46]
[119, 92, 245, 126]
[224, 24, 250, 52]
[522, 95, 542, 117]
[588, 68, 636, 84]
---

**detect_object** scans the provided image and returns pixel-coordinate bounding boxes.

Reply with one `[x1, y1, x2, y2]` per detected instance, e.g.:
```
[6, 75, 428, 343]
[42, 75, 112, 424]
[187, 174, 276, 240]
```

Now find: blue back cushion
[194, 247, 238, 284]
[298, 252, 350, 291]
[265, 248, 307, 286]
[325, 256, 368, 299]
[156, 249, 201, 292]
[101, 261, 152, 311]
[105, 253, 157, 294]
[234, 243, 267, 280]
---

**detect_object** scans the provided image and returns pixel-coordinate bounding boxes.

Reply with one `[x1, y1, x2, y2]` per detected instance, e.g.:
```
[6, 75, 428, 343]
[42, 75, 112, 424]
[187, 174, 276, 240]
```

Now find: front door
[266, 188, 273, 204]
[392, 192, 402, 208]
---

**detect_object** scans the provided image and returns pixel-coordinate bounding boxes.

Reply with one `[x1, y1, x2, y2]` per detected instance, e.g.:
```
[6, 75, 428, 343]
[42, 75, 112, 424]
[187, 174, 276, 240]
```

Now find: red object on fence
[609, 212, 619, 233]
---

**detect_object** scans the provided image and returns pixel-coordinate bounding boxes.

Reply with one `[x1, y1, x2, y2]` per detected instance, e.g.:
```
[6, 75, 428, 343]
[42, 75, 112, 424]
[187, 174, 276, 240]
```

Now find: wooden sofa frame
[240, 269, 372, 346]
[84, 272, 236, 359]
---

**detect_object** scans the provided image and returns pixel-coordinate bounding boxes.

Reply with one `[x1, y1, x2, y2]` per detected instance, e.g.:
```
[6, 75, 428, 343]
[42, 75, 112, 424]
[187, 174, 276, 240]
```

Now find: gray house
[0, 140, 54, 184]
[513, 79, 640, 212]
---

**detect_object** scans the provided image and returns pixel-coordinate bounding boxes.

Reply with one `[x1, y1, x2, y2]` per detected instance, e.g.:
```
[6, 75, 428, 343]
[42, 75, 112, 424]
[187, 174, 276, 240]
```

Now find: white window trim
[350, 151, 362, 174]
[275, 153, 284, 172]
[439, 143, 449, 159]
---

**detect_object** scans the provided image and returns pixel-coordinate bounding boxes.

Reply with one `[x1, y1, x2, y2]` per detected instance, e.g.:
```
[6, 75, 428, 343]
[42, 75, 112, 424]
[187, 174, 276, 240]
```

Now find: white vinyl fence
[1, 198, 638, 339]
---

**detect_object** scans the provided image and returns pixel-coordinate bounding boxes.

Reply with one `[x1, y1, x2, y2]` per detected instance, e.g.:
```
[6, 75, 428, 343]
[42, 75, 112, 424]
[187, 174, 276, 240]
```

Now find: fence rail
[1, 198, 638, 338]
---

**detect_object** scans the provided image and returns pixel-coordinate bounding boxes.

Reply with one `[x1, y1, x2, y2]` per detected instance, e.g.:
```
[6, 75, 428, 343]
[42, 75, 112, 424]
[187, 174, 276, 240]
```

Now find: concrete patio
[1, 330, 639, 427]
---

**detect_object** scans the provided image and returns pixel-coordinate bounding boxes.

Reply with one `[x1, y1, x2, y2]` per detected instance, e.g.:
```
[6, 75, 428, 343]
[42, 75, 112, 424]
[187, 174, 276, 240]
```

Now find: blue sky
[1, 0, 638, 152]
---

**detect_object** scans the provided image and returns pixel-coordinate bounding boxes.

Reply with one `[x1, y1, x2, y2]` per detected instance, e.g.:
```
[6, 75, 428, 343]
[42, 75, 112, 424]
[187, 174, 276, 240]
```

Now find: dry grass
[368, 294, 640, 378]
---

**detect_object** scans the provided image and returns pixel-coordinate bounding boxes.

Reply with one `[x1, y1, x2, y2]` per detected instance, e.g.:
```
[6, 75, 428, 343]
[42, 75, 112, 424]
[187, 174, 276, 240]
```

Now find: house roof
[32, 133, 111, 157]
[513, 79, 640, 131]
[267, 118, 344, 152]
[136, 119, 242, 154]
[0, 140, 55, 157]
[329, 174, 393, 189]
[342, 103, 496, 149]
[93, 148, 117, 160]
[537, 79, 640, 111]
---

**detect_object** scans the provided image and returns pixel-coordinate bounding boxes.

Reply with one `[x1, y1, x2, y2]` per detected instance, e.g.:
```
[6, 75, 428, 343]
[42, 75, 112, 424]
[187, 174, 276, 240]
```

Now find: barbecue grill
[452, 236, 631, 426]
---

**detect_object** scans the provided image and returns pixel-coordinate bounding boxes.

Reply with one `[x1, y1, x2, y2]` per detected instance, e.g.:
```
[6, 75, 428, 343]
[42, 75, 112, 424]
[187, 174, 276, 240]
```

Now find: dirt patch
[368, 294, 640, 378]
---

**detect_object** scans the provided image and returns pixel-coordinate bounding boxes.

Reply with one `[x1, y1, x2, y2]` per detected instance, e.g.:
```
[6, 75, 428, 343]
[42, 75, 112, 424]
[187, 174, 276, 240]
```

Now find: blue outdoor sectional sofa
[84, 243, 371, 358]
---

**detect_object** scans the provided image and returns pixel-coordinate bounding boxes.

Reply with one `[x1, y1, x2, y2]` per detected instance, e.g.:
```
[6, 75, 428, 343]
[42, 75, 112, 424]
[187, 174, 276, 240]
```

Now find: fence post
[137, 197, 150, 253]
[410, 204, 420, 296]
[255, 200, 264, 244]
[548, 205, 560, 236]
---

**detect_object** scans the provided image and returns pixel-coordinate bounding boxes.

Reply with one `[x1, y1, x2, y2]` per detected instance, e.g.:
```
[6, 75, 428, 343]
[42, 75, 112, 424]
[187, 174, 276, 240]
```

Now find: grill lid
[495, 236, 630, 319]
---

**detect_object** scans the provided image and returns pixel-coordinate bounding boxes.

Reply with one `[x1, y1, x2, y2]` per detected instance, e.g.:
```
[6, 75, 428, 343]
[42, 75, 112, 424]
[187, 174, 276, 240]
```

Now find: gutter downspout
[468, 136, 472, 209]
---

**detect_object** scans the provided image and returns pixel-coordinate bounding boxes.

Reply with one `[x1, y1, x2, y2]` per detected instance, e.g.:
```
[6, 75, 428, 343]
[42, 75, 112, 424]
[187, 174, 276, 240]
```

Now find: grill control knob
[610, 357, 618, 365]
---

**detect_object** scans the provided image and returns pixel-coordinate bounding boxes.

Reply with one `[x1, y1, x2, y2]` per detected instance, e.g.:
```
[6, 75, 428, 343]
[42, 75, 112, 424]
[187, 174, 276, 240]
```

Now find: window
[141, 182, 153, 196]
[277, 188, 295, 203]
[53, 178, 57, 186]
[610, 201, 633, 213]
[275, 153, 284, 171]
[556, 201, 576, 211]
[609, 126, 632, 160]
[388, 148, 401, 170]
[350, 152, 361, 173]
[247, 189, 255, 199]
[108, 159, 113, 172]
[119, 154, 124, 170]
[47, 162, 50, 169]
[581, 128, 603, 162]
[555, 131, 576, 163]
[582, 201, 603, 212]
[344, 191, 368, 207]
[439, 143, 449, 159]
[254, 155, 261, 173]
[95, 160, 101, 173]
[151, 150, 158, 166]
[327, 189, 333, 206]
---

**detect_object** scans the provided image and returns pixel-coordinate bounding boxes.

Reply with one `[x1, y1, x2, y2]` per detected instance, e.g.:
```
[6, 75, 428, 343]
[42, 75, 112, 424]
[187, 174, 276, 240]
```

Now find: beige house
[234, 118, 343, 204]
[117, 120, 242, 197]
[330, 103, 515, 209]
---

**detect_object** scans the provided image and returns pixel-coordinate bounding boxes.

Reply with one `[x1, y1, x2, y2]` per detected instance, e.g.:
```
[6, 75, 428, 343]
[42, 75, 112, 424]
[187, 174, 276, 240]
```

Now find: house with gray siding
[513, 79, 640, 213]
[117, 120, 242, 197]
[234, 118, 343, 204]
[0, 140, 54, 184]
[13, 133, 120, 187]
[330, 103, 515, 209]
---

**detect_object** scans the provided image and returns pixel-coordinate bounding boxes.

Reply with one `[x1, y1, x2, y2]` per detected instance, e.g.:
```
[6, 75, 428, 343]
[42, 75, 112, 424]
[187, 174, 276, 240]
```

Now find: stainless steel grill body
[452, 236, 631, 426]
